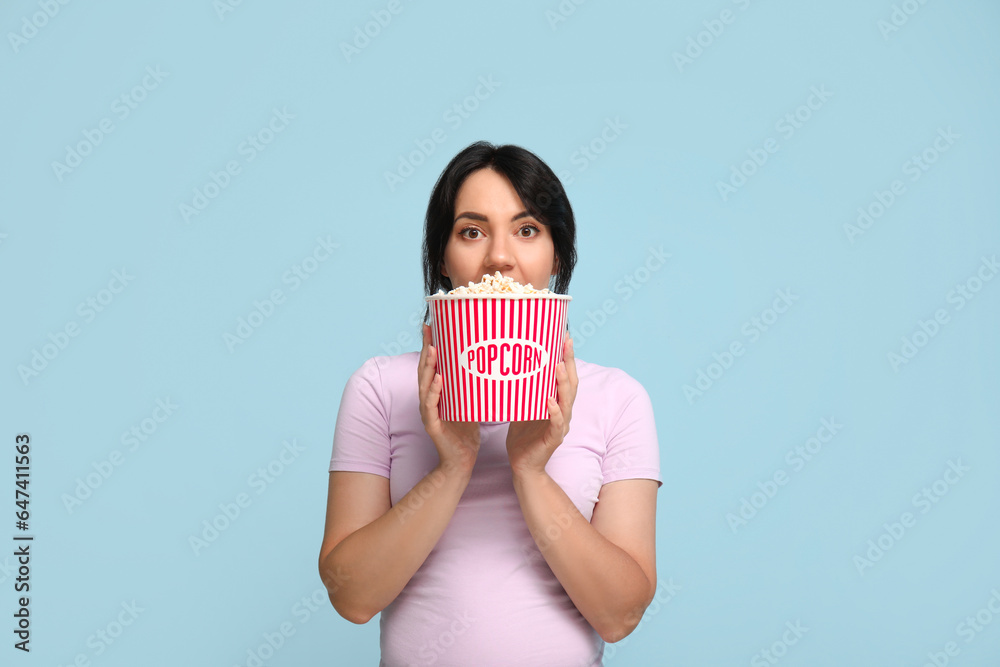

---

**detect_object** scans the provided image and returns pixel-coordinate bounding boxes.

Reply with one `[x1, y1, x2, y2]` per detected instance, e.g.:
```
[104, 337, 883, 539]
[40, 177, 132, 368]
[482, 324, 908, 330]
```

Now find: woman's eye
[460, 225, 537, 239]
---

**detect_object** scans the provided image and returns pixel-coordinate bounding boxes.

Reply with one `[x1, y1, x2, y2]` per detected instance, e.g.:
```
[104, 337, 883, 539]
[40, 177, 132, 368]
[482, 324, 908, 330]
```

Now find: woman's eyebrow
[454, 211, 534, 224]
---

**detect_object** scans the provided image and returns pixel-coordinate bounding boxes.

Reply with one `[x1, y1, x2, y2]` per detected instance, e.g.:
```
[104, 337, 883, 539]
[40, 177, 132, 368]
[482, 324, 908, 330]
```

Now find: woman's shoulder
[575, 357, 649, 398]
[346, 351, 420, 388]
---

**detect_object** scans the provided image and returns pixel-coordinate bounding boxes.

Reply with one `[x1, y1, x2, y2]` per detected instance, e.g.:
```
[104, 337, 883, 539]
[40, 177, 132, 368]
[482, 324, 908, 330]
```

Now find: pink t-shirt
[329, 351, 662, 667]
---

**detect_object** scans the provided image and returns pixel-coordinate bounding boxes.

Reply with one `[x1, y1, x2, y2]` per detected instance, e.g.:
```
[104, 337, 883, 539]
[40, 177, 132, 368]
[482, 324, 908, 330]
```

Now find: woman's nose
[484, 236, 513, 270]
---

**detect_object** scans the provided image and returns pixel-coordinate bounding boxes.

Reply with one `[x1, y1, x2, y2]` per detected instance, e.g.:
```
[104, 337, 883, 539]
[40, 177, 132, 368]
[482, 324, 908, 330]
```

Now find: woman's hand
[506, 334, 577, 478]
[418, 324, 480, 473]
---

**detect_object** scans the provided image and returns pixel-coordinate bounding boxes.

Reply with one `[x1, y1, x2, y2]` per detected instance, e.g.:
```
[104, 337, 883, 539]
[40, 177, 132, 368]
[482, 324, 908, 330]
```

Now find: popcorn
[439, 271, 552, 295]
[425, 273, 571, 421]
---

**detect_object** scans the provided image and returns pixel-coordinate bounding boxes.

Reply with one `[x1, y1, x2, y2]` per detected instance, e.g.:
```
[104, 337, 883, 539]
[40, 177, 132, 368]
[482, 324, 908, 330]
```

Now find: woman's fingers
[428, 372, 442, 403]
[554, 363, 571, 426]
[426, 333, 444, 426]
[419, 323, 429, 360]
[418, 325, 440, 426]
[417, 326, 429, 384]
[424, 376, 442, 432]
[556, 338, 577, 434]
[418, 325, 436, 395]
[548, 395, 565, 430]
[564, 337, 578, 388]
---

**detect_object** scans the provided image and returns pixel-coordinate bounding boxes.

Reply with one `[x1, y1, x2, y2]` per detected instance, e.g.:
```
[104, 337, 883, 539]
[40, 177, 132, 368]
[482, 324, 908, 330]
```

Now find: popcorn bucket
[424, 293, 572, 422]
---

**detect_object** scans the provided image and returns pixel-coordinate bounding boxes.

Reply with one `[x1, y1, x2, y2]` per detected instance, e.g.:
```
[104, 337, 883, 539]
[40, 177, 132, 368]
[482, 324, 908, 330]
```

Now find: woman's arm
[318, 461, 473, 624]
[505, 337, 659, 643]
[512, 472, 658, 644]
[319, 325, 481, 624]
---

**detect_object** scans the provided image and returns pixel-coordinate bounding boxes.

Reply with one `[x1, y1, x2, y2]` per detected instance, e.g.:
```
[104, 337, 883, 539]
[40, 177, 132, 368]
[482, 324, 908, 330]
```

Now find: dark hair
[420, 141, 577, 327]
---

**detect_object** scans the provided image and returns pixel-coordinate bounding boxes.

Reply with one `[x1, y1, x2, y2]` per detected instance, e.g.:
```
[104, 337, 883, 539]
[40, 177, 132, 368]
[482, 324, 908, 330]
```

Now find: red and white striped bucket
[424, 293, 572, 422]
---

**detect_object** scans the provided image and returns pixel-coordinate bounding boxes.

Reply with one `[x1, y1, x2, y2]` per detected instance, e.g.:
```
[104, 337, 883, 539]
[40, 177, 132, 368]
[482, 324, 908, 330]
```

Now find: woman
[319, 142, 662, 666]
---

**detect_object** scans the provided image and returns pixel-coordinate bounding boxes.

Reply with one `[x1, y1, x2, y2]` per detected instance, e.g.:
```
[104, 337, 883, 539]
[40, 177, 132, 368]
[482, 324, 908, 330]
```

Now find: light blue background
[2, 0, 999, 665]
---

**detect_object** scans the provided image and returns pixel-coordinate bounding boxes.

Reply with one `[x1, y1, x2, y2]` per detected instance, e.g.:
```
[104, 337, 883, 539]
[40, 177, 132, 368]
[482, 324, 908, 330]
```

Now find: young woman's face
[441, 168, 557, 291]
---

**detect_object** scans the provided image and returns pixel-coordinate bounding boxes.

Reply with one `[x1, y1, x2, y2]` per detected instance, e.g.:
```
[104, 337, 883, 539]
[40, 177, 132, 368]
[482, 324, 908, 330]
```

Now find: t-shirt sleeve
[329, 357, 391, 478]
[602, 373, 663, 488]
